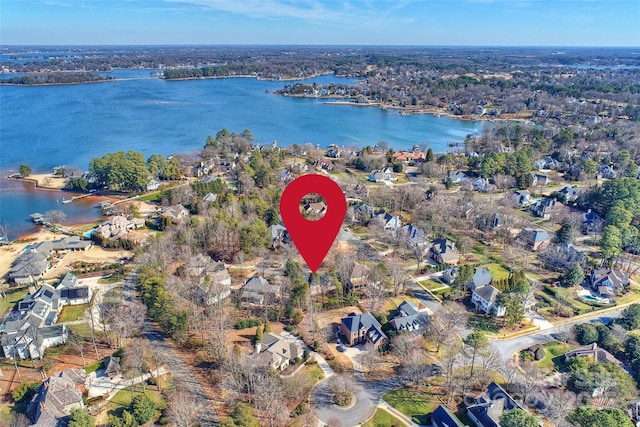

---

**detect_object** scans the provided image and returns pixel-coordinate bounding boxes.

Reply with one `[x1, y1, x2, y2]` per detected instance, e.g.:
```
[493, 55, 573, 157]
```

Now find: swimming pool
[580, 294, 610, 304]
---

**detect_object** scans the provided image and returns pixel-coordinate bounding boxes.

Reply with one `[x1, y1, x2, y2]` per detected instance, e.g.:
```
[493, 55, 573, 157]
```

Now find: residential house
[448, 171, 469, 184]
[162, 204, 190, 222]
[442, 267, 459, 285]
[534, 157, 560, 170]
[350, 203, 375, 224]
[541, 244, 586, 271]
[269, 224, 290, 248]
[327, 144, 343, 158]
[374, 211, 402, 231]
[517, 229, 551, 251]
[94, 215, 145, 240]
[8, 249, 51, 285]
[530, 173, 549, 186]
[180, 254, 232, 305]
[401, 224, 428, 248]
[471, 285, 505, 317]
[531, 198, 557, 218]
[303, 200, 327, 217]
[466, 382, 524, 427]
[26, 368, 86, 427]
[512, 190, 531, 207]
[240, 276, 279, 305]
[349, 263, 372, 292]
[475, 212, 502, 232]
[590, 268, 628, 297]
[57, 272, 92, 305]
[146, 178, 161, 191]
[431, 405, 466, 427]
[255, 332, 304, 371]
[343, 183, 369, 202]
[597, 164, 616, 179]
[389, 301, 428, 332]
[308, 273, 338, 297]
[392, 150, 426, 165]
[471, 177, 491, 193]
[429, 239, 460, 265]
[564, 342, 622, 366]
[582, 209, 602, 234]
[559, 186, 581, 203]
[368, 167, 397, 182]
[203, 192, 218, 205]
[468, 267, 493, 291]
[340, 312, 388, 348]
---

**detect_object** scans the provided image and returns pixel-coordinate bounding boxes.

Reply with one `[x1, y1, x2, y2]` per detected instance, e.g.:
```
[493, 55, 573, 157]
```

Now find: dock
[62, 193, 92, 204]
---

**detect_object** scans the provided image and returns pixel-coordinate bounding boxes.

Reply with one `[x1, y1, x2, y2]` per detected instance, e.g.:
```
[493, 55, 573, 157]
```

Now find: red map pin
[279, 174, 347, 273]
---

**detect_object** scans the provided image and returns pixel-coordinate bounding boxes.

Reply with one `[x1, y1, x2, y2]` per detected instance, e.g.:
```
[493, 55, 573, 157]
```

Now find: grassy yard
[483, 263, 511, 281]
[138, 192, 163, 201]
[383, 387, 440, 425]
[537, 341, 570, 372]
[363, 408, 407, 427]
[468, 314, 500, 334]
[1, 288, 29, 317]
[107, 385, 166, 422]
[98, 273, 126, 284]
[58, 304, 89, 322]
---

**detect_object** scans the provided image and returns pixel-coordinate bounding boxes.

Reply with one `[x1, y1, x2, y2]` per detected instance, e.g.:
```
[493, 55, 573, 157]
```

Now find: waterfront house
[255, 332, 304, 371]
[428, 238, 460, 265]
[466, 382, 523, 427]
[340, 312, 388, 348]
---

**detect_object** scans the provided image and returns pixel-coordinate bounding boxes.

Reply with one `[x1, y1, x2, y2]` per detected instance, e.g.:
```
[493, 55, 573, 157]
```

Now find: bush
[235, 318, 262, 329]
[12, 382, 40, 403]
[131, 395, 156, 424]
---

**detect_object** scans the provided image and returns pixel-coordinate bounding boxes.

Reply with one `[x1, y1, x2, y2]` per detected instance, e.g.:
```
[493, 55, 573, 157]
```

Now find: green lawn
[58, 304, 89, 322]
[363, 408, 407, 427]
[383, 387, 440, 425]
[1, 288, 29, 317]
[483, 263, 510, 281]
[537, 341, 570, 372]
[138, 192, 162, 201]
[107, 385, 166, 422]
[98, 273, 126, 284]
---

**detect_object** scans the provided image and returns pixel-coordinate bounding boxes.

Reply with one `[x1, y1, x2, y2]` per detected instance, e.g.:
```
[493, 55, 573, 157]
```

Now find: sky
[1, 0, 639, 46]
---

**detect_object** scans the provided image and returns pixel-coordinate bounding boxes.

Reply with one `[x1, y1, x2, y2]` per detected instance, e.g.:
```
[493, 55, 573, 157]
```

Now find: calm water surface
[0, 71, 483, 238]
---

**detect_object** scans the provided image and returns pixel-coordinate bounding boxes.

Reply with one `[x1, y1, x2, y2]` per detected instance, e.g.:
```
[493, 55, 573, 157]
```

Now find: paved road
[490, 309, 623, 360]
[123, 271, 219, 426]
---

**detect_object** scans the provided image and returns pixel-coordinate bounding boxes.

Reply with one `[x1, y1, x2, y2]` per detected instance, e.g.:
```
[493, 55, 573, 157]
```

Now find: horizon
[2, 44, 640, 49]
[2, 0, 639, 47]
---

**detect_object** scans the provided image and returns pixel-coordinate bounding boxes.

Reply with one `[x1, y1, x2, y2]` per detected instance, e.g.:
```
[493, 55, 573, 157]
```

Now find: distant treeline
[162, 64, 283, 80]
[0, 72, 113, 85]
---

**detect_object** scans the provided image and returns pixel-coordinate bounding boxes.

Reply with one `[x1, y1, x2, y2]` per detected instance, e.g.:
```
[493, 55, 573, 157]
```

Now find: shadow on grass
[468, 314, 500, 333]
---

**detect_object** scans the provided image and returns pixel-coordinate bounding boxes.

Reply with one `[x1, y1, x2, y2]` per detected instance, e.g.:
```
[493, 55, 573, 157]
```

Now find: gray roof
[341, 312, 387, 344]
[472, 267, 492, 288]
[473, 285, 501, 305]
[432, 405, 465, 427]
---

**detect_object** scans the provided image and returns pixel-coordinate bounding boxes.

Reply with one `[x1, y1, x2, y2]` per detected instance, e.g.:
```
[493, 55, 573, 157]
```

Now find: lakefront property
[1, 45, 639, 427]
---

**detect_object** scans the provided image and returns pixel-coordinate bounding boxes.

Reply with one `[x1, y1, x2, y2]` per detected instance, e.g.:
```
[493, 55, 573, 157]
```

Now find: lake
[0, 70, 484, 238]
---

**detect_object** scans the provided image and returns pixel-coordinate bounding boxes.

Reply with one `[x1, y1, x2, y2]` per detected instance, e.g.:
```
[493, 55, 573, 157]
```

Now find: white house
[471, 285, 505, 317]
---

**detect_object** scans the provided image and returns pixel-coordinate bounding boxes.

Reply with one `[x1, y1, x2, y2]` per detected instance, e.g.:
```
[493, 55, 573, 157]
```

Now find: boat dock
[62, 193, 92, 204]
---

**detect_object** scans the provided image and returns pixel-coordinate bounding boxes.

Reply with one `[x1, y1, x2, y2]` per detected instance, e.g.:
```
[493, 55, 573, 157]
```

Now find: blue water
[0, 72, 483, 238]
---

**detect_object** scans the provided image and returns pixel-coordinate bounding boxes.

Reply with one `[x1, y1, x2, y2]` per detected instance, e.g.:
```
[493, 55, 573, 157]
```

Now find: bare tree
[83, 294, 100, 360]
[166, 390, 200, 427]
[388, 259, 408, 296]
[124, 338, 147, 396]
[44, 209, 66, 230]
[67, 329, 86, 367]
[544, 389, 577, 427]
[513, 361, 544, 406]
[360, 341, 381, 374]
[9, 413, 30, 427]
[427, 302, 468, 352]
[327, 374, 360, 406]
[105, 301, 145, 348]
